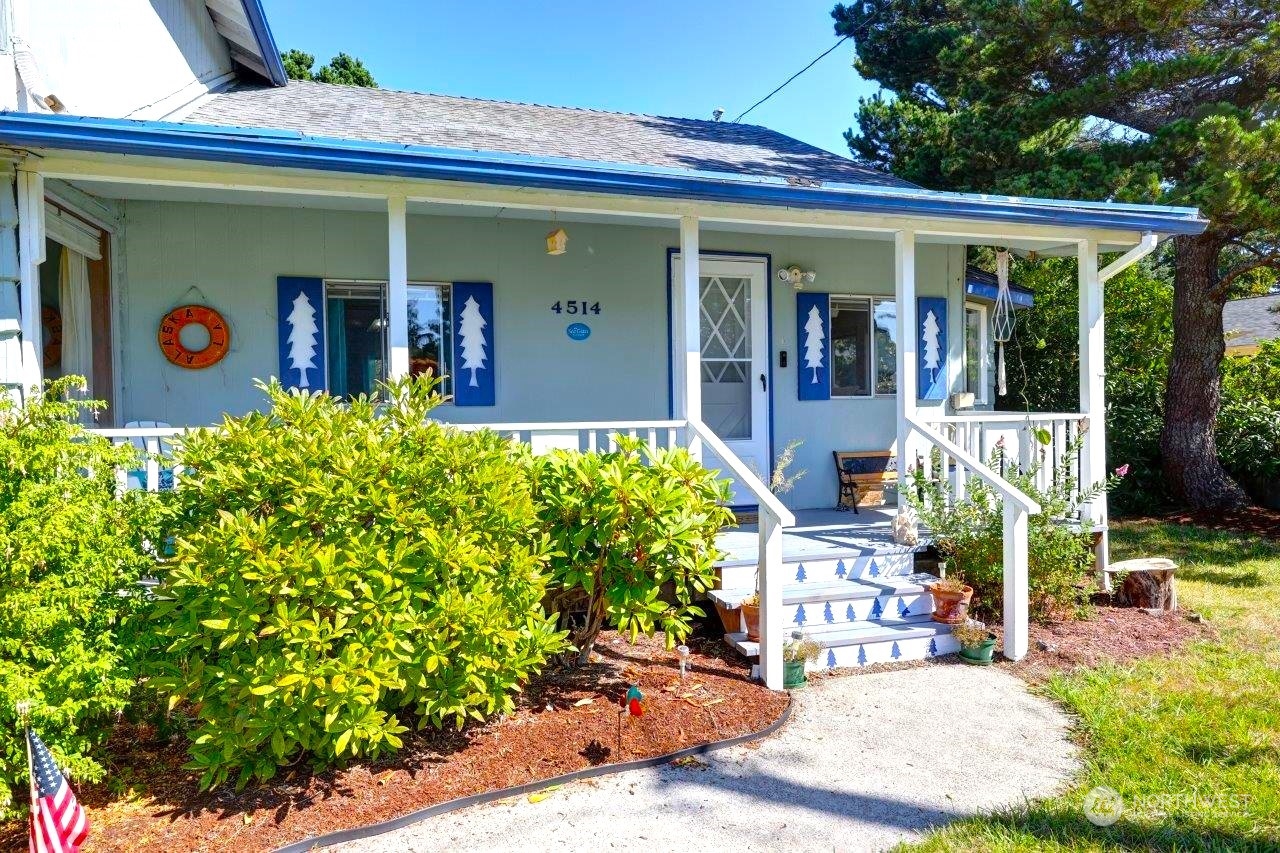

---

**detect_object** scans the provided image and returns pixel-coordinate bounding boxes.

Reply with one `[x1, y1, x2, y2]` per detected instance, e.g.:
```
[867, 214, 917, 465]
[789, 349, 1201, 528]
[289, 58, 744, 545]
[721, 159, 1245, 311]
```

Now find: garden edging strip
[272, 696, 794, 853]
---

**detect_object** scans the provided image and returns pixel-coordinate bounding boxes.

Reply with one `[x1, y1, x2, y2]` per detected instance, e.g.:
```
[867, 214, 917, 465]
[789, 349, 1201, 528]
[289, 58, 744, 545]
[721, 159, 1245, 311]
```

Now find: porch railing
[906, 413, 1041, 661]
[919, 412, 1087, 504]
[86, 416, 796, 690]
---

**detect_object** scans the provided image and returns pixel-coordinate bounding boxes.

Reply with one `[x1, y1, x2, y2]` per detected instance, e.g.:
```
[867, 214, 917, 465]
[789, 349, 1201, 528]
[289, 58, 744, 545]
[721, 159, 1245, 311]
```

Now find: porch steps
[709, 572, 959, 672]
[716, 548, 918, 591]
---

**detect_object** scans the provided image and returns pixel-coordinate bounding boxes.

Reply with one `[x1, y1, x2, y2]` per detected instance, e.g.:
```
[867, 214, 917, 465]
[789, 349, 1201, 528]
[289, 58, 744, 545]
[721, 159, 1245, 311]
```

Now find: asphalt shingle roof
[185, 80, 911, 188]
[1224, 294, 1280, 350]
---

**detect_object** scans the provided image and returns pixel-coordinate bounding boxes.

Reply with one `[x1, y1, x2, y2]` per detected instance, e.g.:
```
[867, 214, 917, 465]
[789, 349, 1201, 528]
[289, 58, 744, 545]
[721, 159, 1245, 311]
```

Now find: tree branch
[1215, 255, 1280, 299]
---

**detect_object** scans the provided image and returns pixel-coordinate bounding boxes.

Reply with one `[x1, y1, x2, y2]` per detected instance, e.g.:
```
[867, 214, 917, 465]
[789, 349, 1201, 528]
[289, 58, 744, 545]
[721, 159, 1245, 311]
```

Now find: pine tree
[286, 291, 318, 388]
[793, 604, 807, 626]
[803, 305, 826, 383]
[921, 309, 941, 382]
[458, 296, 488, 388]
[823, 602, 835, 623]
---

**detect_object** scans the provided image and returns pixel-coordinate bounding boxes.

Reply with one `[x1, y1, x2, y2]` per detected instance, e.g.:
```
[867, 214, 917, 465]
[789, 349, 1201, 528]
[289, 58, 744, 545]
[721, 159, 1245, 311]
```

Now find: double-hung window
[322, 280, 452, 398]
[830, 295, 897, 398]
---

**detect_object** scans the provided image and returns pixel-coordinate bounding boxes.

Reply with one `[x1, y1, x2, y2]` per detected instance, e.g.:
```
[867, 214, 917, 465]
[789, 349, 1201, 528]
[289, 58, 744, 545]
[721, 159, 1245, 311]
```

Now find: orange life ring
[42, 306, 63, 369]
[158, 304, 230, 369]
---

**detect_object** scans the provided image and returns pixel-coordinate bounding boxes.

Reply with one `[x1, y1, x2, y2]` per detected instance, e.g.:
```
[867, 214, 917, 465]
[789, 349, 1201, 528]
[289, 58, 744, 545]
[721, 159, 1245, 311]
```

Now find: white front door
[672, 255, 770, 505]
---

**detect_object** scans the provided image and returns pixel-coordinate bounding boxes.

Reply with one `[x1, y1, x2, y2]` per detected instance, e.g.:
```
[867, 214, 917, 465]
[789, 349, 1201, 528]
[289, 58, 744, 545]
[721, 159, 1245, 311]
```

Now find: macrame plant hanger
[992, 249, 1015, 397]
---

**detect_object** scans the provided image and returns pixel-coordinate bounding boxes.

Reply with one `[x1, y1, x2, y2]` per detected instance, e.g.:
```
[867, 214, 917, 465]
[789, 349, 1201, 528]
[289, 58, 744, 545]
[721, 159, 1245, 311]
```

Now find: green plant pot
[959, 634, 998, 665]
[783, 659, 808, 688]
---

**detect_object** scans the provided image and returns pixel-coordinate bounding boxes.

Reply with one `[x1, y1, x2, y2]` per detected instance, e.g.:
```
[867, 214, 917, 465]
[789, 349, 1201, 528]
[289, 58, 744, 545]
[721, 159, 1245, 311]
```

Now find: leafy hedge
[531, 438, 733, 662]
[0, 379, 153, 818]
[149, 378, 567, 789]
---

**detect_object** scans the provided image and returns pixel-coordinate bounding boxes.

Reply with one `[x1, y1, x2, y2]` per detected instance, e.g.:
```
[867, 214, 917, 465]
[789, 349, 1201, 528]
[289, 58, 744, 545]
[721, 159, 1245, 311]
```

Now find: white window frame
[829, 294, 897, 399]
[963, 301, 989, 404]
[321, 278, 453, 395]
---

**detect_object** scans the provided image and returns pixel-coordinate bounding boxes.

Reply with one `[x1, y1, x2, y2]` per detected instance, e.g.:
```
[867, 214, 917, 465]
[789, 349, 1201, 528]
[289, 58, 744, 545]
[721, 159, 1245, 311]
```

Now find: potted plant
[782, 632, 822, 688]
[928, 576, 974, 624]
[740, 593, 760, 641]
[952, 618, 998, 665]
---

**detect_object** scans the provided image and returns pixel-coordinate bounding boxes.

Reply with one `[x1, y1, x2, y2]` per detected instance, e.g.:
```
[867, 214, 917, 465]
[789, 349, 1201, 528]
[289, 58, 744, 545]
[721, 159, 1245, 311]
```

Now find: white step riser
[808, 632, 962, 672]
[719, 552, 916, 589]
[782, 593, 934, 629]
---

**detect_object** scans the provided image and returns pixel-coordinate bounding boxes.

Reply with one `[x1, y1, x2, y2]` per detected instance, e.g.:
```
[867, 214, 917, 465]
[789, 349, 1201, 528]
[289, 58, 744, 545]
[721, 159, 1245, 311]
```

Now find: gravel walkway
[332, 663, 1078, 853]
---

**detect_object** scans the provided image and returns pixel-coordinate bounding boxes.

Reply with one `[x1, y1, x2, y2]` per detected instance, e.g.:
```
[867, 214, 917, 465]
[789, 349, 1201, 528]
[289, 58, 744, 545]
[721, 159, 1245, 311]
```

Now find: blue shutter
[796, 292, 830, 400]
[452, 282, 495, 406]
[277, 276, 326, 392]
[918, 296, 947, 400]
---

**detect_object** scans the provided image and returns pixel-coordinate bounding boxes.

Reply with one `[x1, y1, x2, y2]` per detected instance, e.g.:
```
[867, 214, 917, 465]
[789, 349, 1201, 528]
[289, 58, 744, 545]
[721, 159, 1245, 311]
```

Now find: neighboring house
[1224, 293, 1280, 356]
[0, 1, 1207, 688]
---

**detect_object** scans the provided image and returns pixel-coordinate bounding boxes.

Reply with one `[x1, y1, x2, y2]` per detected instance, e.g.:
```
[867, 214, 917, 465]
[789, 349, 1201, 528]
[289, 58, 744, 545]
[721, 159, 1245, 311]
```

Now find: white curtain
[58, 245, 93, 392]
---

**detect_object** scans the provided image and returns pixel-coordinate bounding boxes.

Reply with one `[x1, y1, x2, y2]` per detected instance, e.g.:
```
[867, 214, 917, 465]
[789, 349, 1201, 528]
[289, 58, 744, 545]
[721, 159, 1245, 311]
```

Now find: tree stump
[1111, 558, 1179, 612]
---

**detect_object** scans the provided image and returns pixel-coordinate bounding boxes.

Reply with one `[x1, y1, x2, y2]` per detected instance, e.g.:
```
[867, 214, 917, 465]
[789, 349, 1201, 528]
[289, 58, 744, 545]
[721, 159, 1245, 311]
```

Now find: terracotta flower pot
[929, 583, 974, 624]
[741, 602, 761, 641]
[714, 601, 742, 635]
[959, 633, 998, 665]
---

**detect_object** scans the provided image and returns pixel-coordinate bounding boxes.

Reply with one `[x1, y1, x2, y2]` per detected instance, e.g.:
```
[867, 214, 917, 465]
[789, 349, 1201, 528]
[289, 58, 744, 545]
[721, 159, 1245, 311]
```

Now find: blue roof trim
[238, 0, 288, 87]
[0, 112, 1209, 235]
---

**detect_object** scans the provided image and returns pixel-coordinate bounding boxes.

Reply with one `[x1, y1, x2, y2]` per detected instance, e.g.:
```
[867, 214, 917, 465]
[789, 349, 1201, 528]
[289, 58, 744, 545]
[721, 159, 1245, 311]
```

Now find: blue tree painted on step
[870, 598, 884, 619]
[826, 649, 837, 669]
[846, 603, 857, 621]
[929, 638, 939, 657]
[835, 559, 847, 579]
[793, 604, 807, 626]
[868, 559, 880, 578]
[891, 641, 902, 660]
[823, 602, 834, 623]
[857, 645, 868, 666]
[795, 564, 807, 582]
[898, 598, 911, 618]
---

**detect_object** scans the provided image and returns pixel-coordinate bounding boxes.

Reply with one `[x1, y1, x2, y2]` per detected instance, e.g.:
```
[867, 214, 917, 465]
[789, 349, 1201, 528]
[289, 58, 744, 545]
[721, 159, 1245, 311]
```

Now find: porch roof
[0, 110, 1208, 237]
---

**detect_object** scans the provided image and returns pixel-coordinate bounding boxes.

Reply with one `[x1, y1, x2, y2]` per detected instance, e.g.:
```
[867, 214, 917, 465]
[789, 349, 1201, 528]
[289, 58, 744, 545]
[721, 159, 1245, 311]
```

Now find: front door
[672, 255, 770, 505]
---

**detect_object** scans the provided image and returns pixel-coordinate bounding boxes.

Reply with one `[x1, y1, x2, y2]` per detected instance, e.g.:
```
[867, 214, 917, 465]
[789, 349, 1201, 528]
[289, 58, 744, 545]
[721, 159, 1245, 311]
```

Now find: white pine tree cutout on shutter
[458, 295, 488, 388]
[286, 290, 318, 388]
[922, 309, 941, 382]
[803, 304, 825, 383]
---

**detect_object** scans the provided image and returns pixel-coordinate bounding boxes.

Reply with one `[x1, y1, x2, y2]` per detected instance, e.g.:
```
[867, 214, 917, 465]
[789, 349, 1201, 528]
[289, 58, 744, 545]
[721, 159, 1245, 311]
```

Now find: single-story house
[1224, 293, 1280, 356]
[0, 0, 1208, 687]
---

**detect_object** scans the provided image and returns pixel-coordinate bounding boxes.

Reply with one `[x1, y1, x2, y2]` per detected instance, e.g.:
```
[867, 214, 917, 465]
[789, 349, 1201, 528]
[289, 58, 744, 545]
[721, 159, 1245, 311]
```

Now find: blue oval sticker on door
[566, 322, 591, 341]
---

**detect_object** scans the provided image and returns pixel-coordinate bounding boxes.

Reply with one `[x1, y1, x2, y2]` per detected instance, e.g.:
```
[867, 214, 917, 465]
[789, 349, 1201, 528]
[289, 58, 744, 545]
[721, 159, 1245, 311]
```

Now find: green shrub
[0, 378, 154, 817]
[530, 438, 733, 663]
[148, 377, 567, 790]
[1218, 341, 1280, 487]
[908, 436, 1115, 621]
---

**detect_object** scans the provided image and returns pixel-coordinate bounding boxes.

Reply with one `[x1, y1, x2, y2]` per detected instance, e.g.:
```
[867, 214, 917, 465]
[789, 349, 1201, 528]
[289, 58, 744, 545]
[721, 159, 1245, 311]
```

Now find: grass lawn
[903, 520, 1280, 852]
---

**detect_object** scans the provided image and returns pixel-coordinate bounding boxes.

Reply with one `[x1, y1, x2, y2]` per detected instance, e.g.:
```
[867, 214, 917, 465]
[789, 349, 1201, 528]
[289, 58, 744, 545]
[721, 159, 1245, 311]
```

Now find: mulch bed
[1160, 506, 1280, 541]
[1, 632, 786, 853]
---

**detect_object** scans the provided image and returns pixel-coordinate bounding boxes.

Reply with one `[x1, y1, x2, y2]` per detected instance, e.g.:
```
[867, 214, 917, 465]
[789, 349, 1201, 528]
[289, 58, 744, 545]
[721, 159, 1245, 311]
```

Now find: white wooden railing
[906, 413, 1041, 661]
[87, 416, 796, 690]
[920, 412, 1087, 502]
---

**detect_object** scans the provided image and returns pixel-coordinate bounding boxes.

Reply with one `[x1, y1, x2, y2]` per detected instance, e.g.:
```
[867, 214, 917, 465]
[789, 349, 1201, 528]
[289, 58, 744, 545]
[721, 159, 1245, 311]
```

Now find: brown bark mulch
[1, 633, 785, 853]
[1160, 506, 1280, 541]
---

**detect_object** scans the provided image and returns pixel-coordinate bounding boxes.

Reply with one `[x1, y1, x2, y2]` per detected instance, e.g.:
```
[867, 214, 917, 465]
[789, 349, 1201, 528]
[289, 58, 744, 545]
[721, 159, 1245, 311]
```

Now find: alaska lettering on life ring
[158, 305, 230, 369]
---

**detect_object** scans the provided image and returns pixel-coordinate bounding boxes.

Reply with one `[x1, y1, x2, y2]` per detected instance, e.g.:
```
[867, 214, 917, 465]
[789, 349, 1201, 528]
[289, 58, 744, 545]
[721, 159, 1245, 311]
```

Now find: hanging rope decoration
[992, 249, 1016, 397]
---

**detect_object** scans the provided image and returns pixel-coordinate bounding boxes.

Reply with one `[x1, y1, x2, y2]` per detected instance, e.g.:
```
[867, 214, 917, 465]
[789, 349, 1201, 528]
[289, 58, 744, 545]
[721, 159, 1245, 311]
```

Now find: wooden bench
[833, 451, 898, 511]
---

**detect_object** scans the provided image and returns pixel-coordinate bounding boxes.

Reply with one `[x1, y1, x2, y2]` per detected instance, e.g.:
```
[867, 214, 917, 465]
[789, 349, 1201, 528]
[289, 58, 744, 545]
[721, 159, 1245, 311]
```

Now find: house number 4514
[551, 300, 601, 315]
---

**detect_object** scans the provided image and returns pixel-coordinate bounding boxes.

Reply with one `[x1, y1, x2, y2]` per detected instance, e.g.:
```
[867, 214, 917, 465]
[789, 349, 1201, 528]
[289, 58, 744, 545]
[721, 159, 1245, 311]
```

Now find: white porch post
[15, 168, 44, 398]
[676, 215, 702, 459]
[1003, 501, 1030, 660]
[0, 163, 22, 403]
[758, 508, 784, 690]
[894, 230, 918, 493]
[386, 194, 409, 380]
[1077, 238, 1110, 586]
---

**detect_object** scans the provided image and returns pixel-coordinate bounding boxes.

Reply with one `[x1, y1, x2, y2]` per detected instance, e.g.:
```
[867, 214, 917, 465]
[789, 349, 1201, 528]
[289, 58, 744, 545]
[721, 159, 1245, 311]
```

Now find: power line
[732, 36, 850, 124]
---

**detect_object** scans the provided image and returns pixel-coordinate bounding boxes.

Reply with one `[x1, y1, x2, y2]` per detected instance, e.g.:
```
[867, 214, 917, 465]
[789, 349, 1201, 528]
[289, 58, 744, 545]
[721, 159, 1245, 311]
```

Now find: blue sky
[262, 0, 878, 156]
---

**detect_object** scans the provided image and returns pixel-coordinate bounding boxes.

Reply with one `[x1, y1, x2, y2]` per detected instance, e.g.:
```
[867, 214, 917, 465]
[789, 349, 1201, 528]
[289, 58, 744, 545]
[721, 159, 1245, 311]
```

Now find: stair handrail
[906, 413, 1040, 514]
[686, 419, 795, 527]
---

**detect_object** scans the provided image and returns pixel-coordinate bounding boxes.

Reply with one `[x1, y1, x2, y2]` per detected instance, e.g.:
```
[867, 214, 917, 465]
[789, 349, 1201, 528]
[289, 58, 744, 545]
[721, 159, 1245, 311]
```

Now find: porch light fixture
[778, 266, 816, 289]
[546, 227, 569, 255]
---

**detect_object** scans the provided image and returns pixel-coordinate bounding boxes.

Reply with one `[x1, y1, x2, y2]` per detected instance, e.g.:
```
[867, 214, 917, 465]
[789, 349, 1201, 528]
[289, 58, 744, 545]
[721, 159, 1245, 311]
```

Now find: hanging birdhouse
[545, 228, 568, 255]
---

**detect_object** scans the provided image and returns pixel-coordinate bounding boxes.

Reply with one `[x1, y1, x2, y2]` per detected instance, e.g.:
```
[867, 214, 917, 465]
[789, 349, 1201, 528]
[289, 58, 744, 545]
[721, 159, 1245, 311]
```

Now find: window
[964, 302, 988, 402]
[323, 280, 452, 398]
[830, 296, 897, 397]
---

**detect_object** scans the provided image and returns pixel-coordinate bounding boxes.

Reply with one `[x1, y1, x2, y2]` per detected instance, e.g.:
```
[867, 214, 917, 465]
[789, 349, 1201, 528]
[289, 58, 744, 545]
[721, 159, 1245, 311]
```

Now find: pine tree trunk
[1159, 232, 1249, 510]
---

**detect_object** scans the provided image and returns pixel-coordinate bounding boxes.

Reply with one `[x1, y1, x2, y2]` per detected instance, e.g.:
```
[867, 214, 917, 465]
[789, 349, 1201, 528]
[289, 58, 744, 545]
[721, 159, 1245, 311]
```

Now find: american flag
[27, 730, 89, 853]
